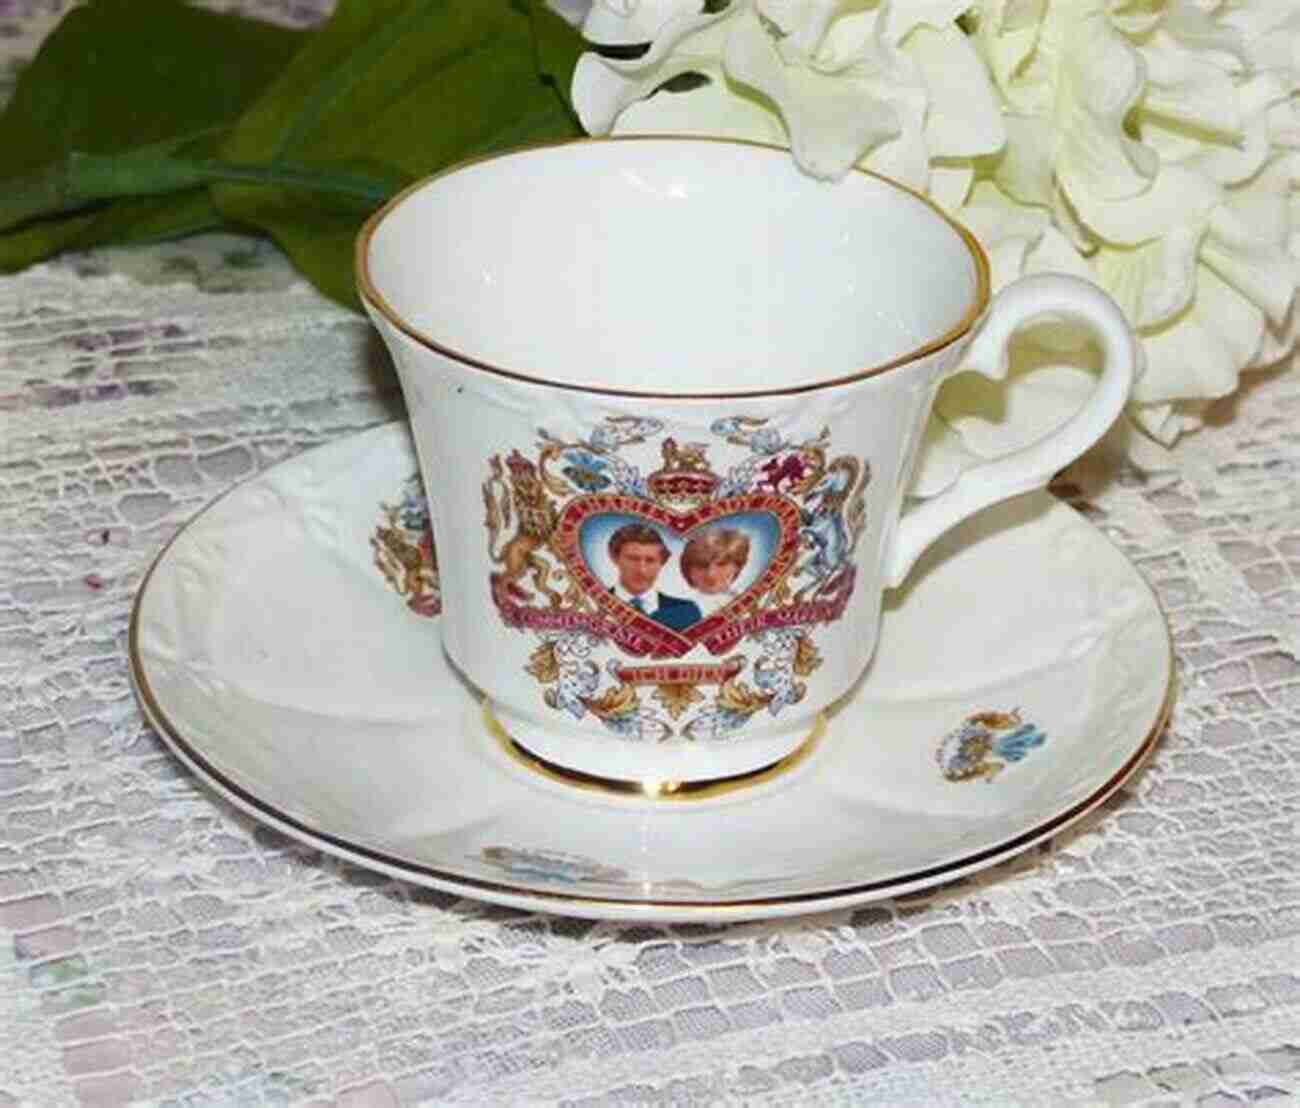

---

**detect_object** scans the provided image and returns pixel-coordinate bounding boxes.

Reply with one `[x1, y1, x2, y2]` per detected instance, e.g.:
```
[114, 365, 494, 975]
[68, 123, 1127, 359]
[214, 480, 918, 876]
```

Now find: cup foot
[484, 702, 823, 798]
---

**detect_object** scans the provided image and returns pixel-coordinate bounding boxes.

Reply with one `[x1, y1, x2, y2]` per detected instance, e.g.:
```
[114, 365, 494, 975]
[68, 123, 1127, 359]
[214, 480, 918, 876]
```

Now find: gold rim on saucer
[125, 425, 1176, 915]
[130, 551, 1174, 912]
[129, 611, 1174, 911]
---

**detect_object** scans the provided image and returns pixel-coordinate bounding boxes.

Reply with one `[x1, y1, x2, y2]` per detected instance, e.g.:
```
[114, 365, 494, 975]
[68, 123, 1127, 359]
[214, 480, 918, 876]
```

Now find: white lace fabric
[2, 9, 1299, 1105]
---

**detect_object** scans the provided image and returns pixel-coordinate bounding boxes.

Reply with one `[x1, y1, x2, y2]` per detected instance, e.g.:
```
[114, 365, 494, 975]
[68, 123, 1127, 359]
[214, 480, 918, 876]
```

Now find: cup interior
[361, 139, 986, 395]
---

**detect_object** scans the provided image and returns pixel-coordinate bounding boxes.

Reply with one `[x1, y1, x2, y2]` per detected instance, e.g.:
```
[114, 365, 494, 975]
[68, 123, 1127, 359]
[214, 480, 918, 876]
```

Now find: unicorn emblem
[795, 456, 870, 599]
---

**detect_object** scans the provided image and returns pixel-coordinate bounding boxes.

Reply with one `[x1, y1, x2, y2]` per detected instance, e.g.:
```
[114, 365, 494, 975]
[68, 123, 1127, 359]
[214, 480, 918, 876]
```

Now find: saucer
[129, 422, 1172, 922]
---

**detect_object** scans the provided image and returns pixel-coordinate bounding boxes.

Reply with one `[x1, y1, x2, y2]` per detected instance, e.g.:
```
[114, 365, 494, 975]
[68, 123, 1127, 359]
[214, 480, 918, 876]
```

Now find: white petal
[757, 0, 857, 62]
[1134, 265, 1265, 403]
[928, 163, 974, 212]
[1161, 0, 1250, 68]
[1178, 74, 1291, 186]
[583, 0, 701, 45]
[757, 0, 830, 59]
[572, 11, 733, 133]
[860, 86, 930, 191]
[1068, 163, 1219, 244]
[1092, 223, 1205, 329]
[1051, 182, 1100, 256]
[811, 5, 894, 75]
[1054, 7, 1158, 204]
[1253, 301, 1300, 370]
[972, 0, 1047, 98]
[1025, 222, 1095, 281]
[1267, 99, 1300, 151]
[1130, 399, 1208, 446]
[1138, 30, 1244, 139]
[957, 187, 1052, 290]
[612, 66, 788, 145]
[1105, 0, 1166, 38]
[573, 53, 641, 133]
[1200, 204, 1297, 327]
[1224, 7, 1300, 82]
[547, 0, 592, 30]
[882, 0, 975, 43]
[1220, 154, 1295, 248]
[587, 8, 735, 75]
[993, 113, 1058, 207]
[907, 25, 1006, 158]
[1129, 400, 1178, 445]
[573, 53, 679, 133]
[723, 8, 901, 180]
[1138, 111, 1270, 188]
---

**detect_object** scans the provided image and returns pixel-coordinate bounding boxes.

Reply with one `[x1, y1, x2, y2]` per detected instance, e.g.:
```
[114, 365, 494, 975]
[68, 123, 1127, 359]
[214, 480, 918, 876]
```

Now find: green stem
[0, 150, 397, 233]
[192, 158, 397, 201]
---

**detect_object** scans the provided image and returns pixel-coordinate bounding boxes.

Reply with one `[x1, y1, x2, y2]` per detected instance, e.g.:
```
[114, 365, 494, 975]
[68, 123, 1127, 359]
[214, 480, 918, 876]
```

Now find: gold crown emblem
[647, 437, 719, 505]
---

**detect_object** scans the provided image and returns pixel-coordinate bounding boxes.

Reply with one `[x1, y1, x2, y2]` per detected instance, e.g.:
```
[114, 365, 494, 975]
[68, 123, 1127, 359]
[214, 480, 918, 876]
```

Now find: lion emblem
[482, 449, 564, 608]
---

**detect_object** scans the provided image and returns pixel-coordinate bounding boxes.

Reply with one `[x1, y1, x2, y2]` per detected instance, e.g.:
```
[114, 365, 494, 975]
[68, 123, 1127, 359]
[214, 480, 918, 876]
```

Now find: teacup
[357, 137, 1134, 785]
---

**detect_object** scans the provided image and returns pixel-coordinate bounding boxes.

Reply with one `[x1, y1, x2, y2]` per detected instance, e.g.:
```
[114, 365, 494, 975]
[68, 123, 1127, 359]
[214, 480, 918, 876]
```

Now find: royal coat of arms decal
[481, 416, 871, 743]
[372, 474, 441, 617]
[935, 710, 1048, 782]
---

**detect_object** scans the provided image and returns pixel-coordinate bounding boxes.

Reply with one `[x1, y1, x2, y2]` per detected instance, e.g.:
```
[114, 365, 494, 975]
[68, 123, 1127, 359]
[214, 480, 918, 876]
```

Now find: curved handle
[885, 273, 1135, 587]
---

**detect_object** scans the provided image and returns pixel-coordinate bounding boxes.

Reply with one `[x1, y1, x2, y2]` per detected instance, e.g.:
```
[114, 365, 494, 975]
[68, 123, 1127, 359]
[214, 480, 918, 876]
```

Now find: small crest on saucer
[936, 709, 1047, 783]
[478, 845, 628, 885]
[372, 475, 441, 617]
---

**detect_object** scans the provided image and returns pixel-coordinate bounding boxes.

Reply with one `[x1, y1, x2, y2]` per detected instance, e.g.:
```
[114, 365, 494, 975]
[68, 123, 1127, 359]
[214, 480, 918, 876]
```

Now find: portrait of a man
[606, 522, 702, 631]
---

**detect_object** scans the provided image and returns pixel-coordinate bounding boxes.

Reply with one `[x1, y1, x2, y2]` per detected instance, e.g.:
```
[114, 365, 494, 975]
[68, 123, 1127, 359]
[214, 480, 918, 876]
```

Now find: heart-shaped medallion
[482, 416, 869, 741]
[552, 493, 802, 659]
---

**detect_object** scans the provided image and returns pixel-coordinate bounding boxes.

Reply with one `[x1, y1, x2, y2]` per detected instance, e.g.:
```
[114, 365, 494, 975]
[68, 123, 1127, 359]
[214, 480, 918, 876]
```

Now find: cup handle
[884, 273, 1135, 588]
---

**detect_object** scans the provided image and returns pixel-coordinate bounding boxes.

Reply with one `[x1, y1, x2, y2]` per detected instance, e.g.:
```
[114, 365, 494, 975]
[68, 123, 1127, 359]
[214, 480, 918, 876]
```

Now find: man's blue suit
[648, 593, 703, 632]
[616, 588, 703, 631]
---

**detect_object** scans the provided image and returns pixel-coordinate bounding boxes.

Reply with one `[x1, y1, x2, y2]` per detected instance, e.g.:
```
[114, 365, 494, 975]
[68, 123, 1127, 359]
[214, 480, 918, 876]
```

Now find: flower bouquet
[561, 0, 1300, 473]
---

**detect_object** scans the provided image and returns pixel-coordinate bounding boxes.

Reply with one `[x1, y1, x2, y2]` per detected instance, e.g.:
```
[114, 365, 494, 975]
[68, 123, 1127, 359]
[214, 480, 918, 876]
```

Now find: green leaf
[0, 0, 592, 304]
[0, 191, 223, 273]
[528, 0, 586, 114]
[0, 0, 304, 247]
[212, 0, 586, 310]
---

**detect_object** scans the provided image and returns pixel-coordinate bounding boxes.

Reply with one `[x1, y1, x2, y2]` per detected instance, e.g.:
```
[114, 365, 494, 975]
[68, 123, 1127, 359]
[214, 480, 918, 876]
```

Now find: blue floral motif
[396, 475, 430, 532]
[936, 710, 1047, 783]
[996, 722, 1047, 763]
[478, 846, 628, 885]
[562, 448, 613, 491]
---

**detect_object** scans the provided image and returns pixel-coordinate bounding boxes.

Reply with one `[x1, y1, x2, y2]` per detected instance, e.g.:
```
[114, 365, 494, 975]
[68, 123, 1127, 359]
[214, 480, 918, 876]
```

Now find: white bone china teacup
[357, 137, 1135, 786]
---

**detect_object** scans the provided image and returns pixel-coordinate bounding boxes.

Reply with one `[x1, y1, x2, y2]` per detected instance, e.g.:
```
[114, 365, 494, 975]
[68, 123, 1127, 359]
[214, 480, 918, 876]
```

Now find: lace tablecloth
[3, 11, 1300, 1108]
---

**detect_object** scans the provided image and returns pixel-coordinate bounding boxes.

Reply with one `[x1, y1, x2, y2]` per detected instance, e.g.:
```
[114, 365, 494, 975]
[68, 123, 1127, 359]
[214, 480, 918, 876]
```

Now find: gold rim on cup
[354, 135, 993, 401]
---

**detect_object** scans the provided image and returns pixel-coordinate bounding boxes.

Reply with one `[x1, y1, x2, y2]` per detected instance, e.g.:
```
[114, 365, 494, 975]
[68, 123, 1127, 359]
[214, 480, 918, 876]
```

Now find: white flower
[969, 0, 1299, 445]
[564, 0, 1300, 453]
[572, 0, 1004, 197]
